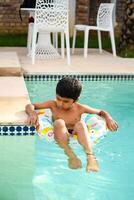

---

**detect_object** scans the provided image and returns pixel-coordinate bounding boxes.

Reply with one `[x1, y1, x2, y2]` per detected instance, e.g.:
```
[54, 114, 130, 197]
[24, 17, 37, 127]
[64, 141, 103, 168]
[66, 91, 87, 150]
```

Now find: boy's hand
[27, 111, 38, 125]
[105, 116, 118, 131]
[99, 110, 118, 131]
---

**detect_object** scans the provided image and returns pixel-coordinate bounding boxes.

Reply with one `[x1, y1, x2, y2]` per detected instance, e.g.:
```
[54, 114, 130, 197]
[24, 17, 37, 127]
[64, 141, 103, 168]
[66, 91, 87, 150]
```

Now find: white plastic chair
[26, 13, 58, 56]
[72, 3, 116, 58]
[31, 0, 70, 65]
[27, 15, 34, 55]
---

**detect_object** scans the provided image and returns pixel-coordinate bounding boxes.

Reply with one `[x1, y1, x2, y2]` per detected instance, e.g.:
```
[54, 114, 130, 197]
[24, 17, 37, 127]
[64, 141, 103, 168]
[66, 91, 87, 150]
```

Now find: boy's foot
[86, 154, 99, 172]
[68, 156, 82, 169]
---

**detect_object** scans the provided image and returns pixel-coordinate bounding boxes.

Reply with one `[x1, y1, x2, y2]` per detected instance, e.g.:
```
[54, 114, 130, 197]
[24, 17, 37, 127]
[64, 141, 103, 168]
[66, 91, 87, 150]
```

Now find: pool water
[26, 79, 134, 200]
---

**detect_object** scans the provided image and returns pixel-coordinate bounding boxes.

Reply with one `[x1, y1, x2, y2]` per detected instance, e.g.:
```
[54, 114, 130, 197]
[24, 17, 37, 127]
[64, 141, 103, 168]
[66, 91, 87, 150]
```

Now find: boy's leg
[74, 121, 99, 172]
[53, 119, 81, 169]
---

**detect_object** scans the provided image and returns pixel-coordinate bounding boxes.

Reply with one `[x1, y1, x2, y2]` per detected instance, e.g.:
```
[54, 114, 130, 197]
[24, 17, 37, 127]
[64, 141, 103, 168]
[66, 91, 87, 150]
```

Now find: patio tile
[17, 47, 134, 74]
[0, 52, 22, 76]
[0, 47, 133, 74]
[0, 76, 30, 125]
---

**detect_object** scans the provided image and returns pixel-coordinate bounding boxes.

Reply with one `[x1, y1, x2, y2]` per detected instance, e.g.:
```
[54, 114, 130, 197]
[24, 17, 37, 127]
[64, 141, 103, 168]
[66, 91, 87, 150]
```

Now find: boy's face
[56, 95, 75, 110]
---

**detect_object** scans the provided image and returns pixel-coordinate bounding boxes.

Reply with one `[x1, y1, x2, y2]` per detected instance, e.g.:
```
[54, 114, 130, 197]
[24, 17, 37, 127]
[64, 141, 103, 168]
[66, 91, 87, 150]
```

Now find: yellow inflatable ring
[36, 109, 108, 144]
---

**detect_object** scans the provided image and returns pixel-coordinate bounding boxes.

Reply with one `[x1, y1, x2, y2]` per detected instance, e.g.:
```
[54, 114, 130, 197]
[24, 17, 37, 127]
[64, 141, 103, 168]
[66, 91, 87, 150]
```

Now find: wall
[0, 0, 126, 34]
[0, 0, 28, 34]
[75, 0, 126, 34]
[69, 0, 76, 36]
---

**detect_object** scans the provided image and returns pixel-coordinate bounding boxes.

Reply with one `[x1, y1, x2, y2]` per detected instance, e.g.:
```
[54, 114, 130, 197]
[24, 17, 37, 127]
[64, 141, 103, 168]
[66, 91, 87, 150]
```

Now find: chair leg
[27, 22, 34, 55]
[97, 30, 102, 53]
[65, 31, 71, 65]
[31, 29, 37, 65]
[61, 32, 65, 58]
[72, 28, 76, 54]
[84, 28, 89, 58]
[53, 33, 58, 50]
[109, 30, 116, 57]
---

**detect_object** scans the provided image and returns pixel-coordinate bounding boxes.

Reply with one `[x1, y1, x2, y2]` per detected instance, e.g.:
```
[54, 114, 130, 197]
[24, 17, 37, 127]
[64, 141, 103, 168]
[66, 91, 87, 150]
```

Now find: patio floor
[0, 47, 134, 74]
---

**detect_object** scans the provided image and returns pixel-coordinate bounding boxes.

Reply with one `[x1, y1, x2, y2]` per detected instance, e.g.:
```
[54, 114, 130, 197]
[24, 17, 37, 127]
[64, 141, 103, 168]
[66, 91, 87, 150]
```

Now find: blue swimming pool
[25, 75, 134, 200]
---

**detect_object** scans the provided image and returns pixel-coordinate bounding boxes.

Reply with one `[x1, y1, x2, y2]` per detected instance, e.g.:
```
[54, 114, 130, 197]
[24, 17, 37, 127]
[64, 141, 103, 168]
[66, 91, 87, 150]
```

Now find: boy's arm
[98, 110, 118, 131]
[25, 101, 53, 125]
[81, 104, 118, 131]
[25, 104, 38, 125]
[80, 104, 101, 115]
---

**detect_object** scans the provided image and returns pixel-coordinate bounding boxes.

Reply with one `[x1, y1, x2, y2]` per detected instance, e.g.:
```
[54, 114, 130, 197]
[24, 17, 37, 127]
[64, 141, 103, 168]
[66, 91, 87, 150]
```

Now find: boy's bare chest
[52, 108, 81, 127]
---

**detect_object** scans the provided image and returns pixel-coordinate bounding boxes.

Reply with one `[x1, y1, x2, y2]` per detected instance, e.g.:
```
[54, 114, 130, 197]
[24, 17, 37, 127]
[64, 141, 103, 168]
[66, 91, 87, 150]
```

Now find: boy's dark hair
[56, 77, 82, 101]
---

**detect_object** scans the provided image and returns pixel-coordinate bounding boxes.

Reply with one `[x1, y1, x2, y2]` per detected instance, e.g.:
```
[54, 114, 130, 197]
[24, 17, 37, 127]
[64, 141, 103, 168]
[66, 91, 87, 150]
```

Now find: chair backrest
[35, 0, 69, 30]
[97, 3, 115, 30]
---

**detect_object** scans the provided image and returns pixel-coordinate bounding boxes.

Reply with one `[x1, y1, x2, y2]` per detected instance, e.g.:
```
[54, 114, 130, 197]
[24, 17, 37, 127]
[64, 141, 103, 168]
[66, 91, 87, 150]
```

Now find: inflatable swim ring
[36, 109, 108, 144]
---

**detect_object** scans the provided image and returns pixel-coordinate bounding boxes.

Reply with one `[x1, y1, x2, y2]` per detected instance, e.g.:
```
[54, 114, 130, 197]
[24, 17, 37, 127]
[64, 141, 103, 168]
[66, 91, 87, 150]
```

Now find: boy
[26, 77, 118, 172]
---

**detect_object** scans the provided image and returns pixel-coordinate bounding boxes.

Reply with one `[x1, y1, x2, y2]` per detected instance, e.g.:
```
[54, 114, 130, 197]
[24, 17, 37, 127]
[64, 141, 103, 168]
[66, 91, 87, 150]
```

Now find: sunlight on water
[25, 80, 134, 200]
